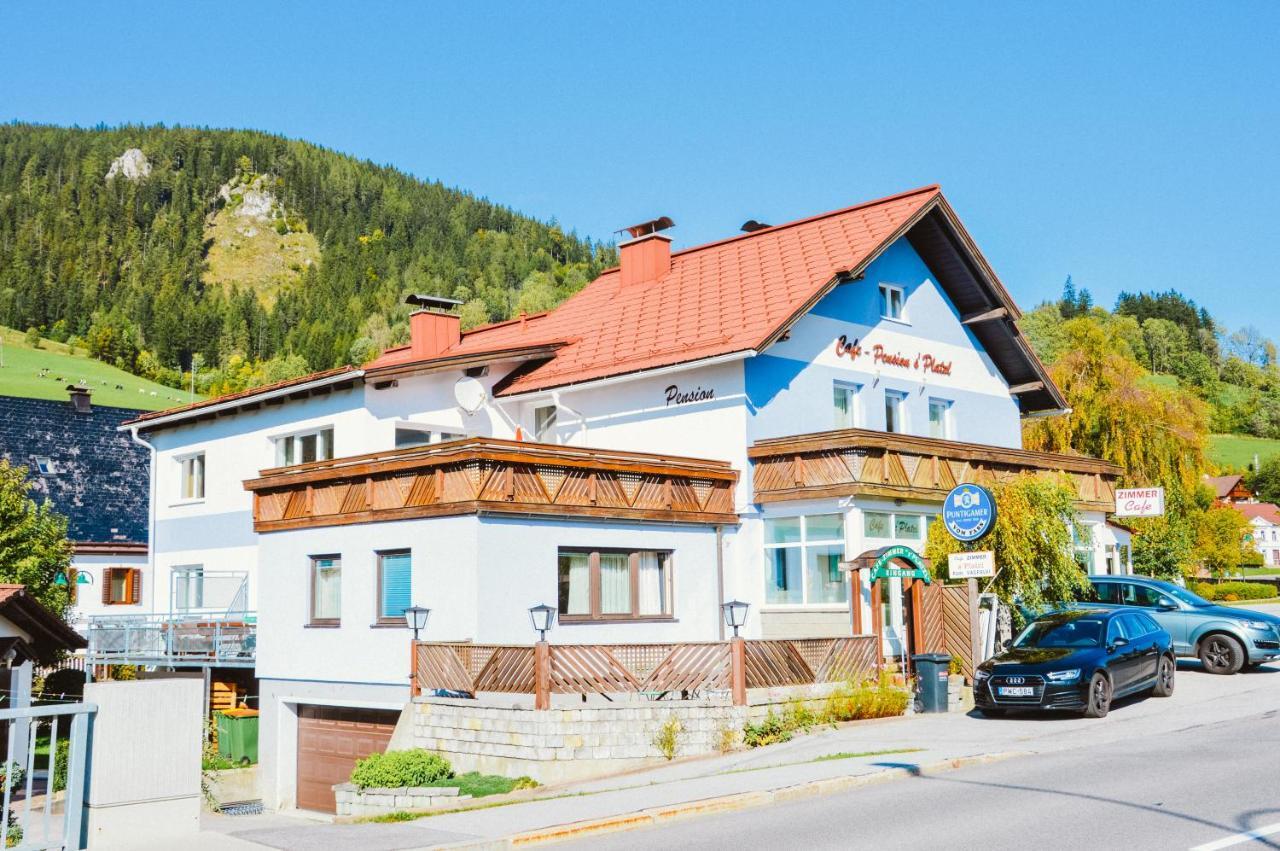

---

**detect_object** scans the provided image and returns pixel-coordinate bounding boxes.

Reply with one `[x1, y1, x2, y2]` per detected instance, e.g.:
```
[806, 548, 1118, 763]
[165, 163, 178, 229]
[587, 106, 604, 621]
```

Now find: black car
[974, 608, 1175, 718]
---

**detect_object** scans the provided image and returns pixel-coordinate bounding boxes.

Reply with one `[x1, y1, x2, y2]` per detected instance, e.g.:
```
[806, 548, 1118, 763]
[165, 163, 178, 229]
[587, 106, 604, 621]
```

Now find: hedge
[1192, 581, 1276, 602]
[350, 750, 453, 790]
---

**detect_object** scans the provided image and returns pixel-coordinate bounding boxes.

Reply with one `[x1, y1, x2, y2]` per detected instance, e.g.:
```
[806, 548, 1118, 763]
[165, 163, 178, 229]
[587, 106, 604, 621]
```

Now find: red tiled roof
[1204, 474, 1246, 499]
[443, 185, 941, 395]
[1236, 503, 1280, 525]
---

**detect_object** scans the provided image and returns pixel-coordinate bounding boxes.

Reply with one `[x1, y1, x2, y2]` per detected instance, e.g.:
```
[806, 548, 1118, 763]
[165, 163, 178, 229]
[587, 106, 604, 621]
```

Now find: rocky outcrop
[105, 148, 152, 181]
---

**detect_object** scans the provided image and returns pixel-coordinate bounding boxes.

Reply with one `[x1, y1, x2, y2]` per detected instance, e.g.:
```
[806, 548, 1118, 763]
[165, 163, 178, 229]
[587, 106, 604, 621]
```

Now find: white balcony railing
[86, 613, 256, 668]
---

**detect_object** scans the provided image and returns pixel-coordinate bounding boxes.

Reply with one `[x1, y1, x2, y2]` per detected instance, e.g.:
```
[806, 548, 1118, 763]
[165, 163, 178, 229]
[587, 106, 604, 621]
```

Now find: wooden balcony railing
[749, 428, 1123, 511]
[412, 636, 879, 707]
[245, 437, 739, 532]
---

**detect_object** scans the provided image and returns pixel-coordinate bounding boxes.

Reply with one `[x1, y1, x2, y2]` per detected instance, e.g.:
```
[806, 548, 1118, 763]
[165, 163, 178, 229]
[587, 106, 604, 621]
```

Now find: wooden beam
[1007, 381, 1046, 395]
[960, 306, 1009, 325]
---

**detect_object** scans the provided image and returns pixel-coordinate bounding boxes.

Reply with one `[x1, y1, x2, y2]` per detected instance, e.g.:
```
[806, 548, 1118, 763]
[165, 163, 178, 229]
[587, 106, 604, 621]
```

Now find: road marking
[1191, 822, 1280, 851]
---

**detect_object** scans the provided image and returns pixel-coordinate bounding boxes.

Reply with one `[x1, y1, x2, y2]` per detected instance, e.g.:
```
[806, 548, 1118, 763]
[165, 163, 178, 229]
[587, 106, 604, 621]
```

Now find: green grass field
[0, 326, 196, 411]
[1209, 433, 1280, 470]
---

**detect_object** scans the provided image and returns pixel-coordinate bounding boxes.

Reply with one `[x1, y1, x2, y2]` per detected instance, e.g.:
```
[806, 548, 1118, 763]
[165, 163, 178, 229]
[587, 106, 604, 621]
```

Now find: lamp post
[721, 600, 750, 707]
[403, 606, 431, 641]
[528, 603, 557, 642]
[528, 604, 557, 710]
[721, 599, 749, 638]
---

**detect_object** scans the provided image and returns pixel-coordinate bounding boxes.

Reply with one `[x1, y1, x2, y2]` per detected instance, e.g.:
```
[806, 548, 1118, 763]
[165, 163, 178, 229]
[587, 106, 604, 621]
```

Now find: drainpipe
[715, 525, 726, 641]
[128, 426, 159, 619]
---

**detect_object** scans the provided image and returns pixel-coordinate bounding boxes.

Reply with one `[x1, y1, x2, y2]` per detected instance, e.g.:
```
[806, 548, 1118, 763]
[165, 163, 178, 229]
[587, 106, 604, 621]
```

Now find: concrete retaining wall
[331, 782, 466, 816]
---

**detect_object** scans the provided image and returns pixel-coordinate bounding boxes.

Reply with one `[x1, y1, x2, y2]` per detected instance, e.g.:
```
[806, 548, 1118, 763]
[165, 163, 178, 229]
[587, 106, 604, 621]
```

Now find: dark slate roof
[0, 396, 148, 545]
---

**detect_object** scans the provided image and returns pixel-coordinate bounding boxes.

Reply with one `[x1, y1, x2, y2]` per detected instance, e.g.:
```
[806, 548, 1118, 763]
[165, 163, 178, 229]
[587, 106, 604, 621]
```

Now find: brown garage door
[296, 705, 400, 813]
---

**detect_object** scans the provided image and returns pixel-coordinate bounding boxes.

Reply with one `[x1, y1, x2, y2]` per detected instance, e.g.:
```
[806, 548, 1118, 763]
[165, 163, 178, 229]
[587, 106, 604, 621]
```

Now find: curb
[432, 751, 1029, 849]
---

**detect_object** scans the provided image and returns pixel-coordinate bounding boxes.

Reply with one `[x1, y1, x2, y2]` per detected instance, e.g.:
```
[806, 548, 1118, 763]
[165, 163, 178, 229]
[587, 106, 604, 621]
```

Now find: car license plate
[998, 686, 1033, 697]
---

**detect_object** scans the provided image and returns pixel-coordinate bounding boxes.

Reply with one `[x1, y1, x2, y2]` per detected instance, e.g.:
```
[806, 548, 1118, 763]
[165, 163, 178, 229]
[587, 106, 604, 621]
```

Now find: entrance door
[296, 705, 400, 813]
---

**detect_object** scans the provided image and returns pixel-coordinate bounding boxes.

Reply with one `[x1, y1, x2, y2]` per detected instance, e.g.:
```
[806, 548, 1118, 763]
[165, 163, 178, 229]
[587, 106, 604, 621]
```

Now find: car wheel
[978, 707, 1005, 717]
[1082, 672, 1111, 718]
[1198, 635, 1245, 675]
[1152, 655, 1175, 697]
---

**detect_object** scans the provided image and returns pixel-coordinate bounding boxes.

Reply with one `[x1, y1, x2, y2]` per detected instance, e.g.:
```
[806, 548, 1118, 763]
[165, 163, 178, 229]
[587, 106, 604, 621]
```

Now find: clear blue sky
[3, 3, 1277, 333]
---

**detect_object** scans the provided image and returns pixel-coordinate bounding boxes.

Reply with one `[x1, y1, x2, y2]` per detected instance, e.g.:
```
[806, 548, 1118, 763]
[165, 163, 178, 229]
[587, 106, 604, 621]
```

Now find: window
[864, 511, 929, 541]
[102, 568, 140, 605]
[173, 565, 204, 611]
[884, 391, 907, 434]
[1105, 617, 1125, 646]
[833, 382, 860, 429]
[878, 284, 905, 321]
[377, 550, 412, 624]
[928, 398, 952, 439]
[275, 427, 334, 466]
[395, 425, 433, 449]
[33, 456, 58, 475]
[1073, 524, 1095, 573]
[764, 514, 846, 606]
[1114, 582, 1173, 608]
[310, 556, 341, 624]
[179, 453, 205, 501]
[533, 405, 558, 442]
[557, 549, 671, 621]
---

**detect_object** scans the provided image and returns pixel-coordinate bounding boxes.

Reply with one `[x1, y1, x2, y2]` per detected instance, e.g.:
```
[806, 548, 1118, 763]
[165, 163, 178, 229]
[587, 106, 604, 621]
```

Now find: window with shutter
[102, 569, 113, 605]
[377, 551, 412, 624]
[103, 568, 136, 605]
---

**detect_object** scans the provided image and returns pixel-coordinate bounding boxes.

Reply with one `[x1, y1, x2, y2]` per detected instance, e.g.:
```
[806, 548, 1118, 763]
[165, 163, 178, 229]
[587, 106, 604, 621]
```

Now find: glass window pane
[806, 514, 844, 541]
[637, 552, 667, 615]
[300, 433, 318, 463]
[863, 512, 891, 538]
[379, 552, 412, 619]
[805, 544, 848, 605]
[599, 553, 631, 614]
[534, 406, 557, 441]
[396, 427, 432, 449]
[765, 548, 803, 605]
[313, 558, 341, 620]
[558, 552, 591, 615]
[765, 517, 803, 545]
[894, 515, 921, 540]
[319, 428, 334, 460]
[885, 393, 902, 433]
[879, 286, 889, 317]
[833, 384, 853, 428]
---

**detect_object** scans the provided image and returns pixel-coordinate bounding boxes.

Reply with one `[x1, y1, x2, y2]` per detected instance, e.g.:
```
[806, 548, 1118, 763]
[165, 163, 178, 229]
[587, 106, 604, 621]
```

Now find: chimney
[66, 384, 92, 414]
[618, 216, 674, 287]
[405, 294, 463, 360]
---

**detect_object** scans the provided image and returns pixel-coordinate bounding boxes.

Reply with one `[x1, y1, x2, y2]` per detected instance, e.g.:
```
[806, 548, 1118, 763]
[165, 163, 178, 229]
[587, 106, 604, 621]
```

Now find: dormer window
[879, 283, 906, 321]
[33, 456, 58, 475]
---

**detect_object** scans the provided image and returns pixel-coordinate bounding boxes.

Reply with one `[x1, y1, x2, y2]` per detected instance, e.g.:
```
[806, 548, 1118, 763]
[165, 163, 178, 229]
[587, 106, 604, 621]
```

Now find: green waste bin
[217, 709, 260, 766]
[911, 653, 952, 713]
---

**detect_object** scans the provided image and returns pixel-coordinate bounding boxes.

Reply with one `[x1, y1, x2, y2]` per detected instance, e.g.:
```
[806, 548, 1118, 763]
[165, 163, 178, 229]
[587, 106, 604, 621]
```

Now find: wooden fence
[413, 636, 878, 708]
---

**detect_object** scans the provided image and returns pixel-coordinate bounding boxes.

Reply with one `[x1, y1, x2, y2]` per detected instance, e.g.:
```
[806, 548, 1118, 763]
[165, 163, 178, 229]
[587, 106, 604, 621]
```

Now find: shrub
[741, 673, 910, 748]
[742, 710, 793, 748]
[52, 740, 69, 793]
[350, 750, 453, 790]
[1193, 581, 1275, 602]
[652, 714, 683, 761]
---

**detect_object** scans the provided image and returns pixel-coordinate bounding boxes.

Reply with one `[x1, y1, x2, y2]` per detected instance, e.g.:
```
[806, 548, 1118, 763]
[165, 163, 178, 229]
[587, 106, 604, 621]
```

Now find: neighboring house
[1205, 473, 1253, 506]
[124, 185, 1126, 812]
[0, 389, 149, 633]
[1234, 503, 1280, 566]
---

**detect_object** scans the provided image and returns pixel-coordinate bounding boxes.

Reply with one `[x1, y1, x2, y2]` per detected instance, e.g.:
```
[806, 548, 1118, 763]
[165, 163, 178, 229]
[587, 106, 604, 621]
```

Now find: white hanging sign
[948, 550, 995, 579]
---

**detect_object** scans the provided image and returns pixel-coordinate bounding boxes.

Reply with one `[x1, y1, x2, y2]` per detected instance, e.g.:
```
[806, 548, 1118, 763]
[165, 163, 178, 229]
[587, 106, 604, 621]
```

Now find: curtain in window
[599, 553, 631, 614]
[380, 552, 412, 619]
[559, 552, 590, 615]
[314, 559, 341, 620]
[637, 552, 665, 615]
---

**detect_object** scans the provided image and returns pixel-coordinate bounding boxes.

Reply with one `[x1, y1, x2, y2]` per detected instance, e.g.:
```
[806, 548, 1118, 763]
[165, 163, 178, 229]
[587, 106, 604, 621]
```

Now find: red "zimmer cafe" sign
[1115, 487, 1165, 518]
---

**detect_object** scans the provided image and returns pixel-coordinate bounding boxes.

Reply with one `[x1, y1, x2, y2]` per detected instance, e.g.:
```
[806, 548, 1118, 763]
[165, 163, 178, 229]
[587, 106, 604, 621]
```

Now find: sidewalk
[203, 660, 1280, 850]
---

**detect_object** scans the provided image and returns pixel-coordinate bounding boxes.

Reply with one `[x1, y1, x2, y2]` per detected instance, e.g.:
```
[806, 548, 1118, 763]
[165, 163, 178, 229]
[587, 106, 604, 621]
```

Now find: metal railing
[0, 701, 95, 850]
[85, 613, 257, 668]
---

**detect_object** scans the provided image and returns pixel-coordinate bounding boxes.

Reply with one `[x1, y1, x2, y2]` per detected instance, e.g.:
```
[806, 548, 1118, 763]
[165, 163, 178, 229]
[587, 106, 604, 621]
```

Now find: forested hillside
[0, 123, 614, 395]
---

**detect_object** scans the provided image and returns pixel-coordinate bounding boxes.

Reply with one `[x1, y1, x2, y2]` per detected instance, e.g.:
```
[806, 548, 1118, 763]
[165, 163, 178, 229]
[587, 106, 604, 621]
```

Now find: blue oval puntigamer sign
[943, 484, 996, 542]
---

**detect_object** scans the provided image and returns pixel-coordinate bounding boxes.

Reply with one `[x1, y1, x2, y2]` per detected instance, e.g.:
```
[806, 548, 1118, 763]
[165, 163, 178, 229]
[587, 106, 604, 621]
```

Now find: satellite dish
[454, 376, 488, 415]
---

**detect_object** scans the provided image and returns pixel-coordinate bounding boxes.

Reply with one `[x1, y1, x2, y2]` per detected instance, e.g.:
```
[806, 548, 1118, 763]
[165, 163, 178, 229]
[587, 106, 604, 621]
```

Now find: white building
[123, 185, 1126, 812]
[1237, 503, 1280, 566]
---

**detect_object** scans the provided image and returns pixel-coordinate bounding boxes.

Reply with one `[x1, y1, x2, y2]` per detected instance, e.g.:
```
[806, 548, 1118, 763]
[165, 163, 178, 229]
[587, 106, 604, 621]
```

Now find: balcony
[86, 613, 256, 668]
[749, 428, 1123, 511]
[244, 437, 740, 532]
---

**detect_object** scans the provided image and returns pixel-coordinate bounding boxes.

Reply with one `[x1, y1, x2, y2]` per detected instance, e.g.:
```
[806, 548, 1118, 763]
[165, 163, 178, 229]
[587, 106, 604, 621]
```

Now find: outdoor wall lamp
[403, 605, 431, 641]
[529, 603, 557, 641]
[721, 599, 750, 637]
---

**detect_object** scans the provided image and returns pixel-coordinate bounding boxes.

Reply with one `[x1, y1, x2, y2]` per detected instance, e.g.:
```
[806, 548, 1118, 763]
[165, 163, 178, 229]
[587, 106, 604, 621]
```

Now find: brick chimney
[66, 384, 92, 414]
[404, 294, 463, 360]
[618, 216, 674, 287]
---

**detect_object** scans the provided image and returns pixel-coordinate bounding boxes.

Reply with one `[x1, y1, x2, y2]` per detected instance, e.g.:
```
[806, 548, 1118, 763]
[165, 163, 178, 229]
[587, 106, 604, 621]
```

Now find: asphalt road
[569, 708, 1280, 851]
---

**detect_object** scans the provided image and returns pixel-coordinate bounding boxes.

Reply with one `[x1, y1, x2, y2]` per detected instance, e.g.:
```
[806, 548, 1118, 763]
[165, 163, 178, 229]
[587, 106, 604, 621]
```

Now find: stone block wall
[332, 782, 468, 817]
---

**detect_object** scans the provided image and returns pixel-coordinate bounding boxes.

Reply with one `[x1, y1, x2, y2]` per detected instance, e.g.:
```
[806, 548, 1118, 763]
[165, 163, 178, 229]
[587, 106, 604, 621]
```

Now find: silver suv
[1082, 576, 1280, 675]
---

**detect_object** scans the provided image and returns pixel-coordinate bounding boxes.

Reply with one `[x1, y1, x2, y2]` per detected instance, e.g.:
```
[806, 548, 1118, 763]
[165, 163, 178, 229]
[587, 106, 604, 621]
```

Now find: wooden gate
[917, 583, 976, 679]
